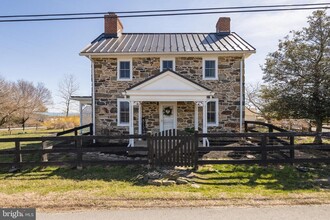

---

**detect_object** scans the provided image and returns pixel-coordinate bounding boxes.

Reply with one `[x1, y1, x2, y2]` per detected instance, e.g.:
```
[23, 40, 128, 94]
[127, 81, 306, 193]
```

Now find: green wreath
[163, 107, 173, 116]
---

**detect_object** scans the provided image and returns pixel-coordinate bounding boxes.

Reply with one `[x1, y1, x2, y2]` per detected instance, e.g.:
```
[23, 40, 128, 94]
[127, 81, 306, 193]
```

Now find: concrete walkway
[38, 205, 330, 220]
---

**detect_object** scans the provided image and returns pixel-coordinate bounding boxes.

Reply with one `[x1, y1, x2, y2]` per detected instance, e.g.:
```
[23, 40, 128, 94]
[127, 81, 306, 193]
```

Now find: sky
[0, 0, 328, 113]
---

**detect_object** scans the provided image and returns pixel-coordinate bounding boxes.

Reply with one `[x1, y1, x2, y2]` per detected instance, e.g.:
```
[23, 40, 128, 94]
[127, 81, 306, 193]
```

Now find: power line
[0, 2, 329, 18]
[0, 6, 328, 23]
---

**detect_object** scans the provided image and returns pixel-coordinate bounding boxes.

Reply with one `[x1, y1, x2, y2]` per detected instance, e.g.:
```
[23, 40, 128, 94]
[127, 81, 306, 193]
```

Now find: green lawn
[0, 164, 328, 210]
[0, 129, 70, 163]
[0, 130, 329, 210]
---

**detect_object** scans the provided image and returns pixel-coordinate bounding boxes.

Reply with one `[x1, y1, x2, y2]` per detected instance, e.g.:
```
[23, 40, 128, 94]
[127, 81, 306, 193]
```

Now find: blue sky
[0, 0, 328, 112]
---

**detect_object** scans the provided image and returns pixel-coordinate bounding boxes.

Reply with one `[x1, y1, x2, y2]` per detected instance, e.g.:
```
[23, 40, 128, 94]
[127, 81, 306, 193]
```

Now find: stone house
[79, 14, 255, 146]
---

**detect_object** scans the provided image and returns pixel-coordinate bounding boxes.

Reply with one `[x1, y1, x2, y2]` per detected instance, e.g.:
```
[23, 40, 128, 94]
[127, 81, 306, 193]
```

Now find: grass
[0, 128, 71, 163]
[0, 164, 329, 210]
[0, 129, 329, 210]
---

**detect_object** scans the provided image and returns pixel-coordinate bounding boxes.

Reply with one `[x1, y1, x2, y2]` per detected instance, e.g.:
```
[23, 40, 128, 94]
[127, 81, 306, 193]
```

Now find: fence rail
[56, 123, 93, 136]
[0, 131, 329, 170]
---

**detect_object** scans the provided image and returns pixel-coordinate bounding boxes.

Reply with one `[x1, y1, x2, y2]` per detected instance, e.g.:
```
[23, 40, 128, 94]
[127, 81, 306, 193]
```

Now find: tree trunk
[313, 118, 323, 144]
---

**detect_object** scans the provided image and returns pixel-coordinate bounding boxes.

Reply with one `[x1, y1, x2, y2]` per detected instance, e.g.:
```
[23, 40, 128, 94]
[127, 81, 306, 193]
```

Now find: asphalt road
[38, 205, 330, 220]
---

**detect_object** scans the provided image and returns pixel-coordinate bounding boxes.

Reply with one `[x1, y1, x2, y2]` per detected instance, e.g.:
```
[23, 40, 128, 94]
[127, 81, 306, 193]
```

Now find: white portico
[122, 70, 214, 147]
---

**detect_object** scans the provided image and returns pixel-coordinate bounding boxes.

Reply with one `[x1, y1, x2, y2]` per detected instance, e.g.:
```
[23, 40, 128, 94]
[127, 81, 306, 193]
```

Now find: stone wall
[93, 56, 243, 135]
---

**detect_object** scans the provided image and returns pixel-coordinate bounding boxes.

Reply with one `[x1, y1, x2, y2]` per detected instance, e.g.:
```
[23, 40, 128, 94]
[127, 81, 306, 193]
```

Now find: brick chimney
[216, 17, 231, 33]
[104, 13, 123, 37]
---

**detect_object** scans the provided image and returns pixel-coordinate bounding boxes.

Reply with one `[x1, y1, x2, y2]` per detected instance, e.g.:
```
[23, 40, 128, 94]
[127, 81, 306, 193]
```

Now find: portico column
[194, 102, 199, 131]
[129, 101, 134, 147]
[137, 102, 142, 140]
[202, 101, 207, 147]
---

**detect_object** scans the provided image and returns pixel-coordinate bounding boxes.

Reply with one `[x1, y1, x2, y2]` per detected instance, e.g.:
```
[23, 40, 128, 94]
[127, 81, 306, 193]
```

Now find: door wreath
[163, 106, 173, 116]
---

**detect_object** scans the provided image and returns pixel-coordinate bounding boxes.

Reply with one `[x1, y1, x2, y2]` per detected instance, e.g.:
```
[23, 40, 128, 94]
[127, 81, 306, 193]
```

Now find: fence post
[15, 141, 22, 170]
[289, 135, 295, 164]
[193, 131, 199, 170]
[42, 141, 48, 162]
[261, 134, 267, 165]
[90, 123, 93, 136]
[76, 136, 83, 170]
[146, 132, 152, 169]
[244, 121, 248, 132]
[268, 126, 274, 145]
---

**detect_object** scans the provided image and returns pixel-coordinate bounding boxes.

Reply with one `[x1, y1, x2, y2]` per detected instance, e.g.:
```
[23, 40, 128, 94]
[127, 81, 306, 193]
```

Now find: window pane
[120, 102, 129, 124]
[204, 60, 216, 78]
[119, 61, 130, 79]
[205, 69, 215, 78]
[162, 60, 173, 70]
[207, 101, 216, 124]
[205, 60, 215, 68]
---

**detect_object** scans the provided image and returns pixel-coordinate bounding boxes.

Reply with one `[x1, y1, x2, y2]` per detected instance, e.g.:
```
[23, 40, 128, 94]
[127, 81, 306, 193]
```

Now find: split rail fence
[0, 131, 329, 169]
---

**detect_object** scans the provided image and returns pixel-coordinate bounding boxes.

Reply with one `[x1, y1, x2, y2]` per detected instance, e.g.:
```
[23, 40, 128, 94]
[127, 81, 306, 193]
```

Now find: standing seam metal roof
[80, 32, 255, 54]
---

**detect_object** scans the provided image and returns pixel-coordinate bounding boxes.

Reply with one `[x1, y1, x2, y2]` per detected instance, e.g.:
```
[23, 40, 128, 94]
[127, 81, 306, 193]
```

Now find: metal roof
[80, 32, 255, 55]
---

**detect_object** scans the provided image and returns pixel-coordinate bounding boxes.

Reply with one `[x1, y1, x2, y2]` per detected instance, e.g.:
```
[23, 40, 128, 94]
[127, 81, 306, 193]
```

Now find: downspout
[88, 56, 96, 136]
[239, 56, 245, 133]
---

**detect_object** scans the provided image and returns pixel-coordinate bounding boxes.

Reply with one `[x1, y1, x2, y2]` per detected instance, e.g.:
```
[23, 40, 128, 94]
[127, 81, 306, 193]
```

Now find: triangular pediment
[128, 70, 210, 92]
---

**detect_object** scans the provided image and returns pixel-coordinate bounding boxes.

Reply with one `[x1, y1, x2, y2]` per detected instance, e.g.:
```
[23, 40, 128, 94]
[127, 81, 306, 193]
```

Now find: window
[207, 99, 219, 126]
[161, 58, 175, 71]
[117, 100, 130, 126]
[117, 60, 132, 80]
[203, 58, 218, 80]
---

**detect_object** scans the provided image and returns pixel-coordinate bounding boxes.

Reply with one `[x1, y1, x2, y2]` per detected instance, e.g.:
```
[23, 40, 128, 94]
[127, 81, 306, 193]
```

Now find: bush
[43, 116, 80, 130]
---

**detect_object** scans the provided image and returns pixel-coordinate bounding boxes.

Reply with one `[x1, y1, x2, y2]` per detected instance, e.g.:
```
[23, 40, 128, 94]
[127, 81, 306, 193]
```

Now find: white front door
[159, 102, 177, 132]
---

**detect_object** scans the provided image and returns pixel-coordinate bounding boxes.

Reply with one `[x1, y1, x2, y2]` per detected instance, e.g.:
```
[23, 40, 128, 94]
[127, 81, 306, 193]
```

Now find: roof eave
[79, 50, 256, 57]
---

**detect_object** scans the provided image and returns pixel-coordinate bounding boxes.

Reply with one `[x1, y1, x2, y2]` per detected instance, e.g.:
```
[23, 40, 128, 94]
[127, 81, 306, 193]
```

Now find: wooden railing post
[76, 137, 83, 170]
[289, 135, 295, 164]
[193, 131, 199, 170]
[90, 123, 93, 135]
[42, 141, 48, 162]
[146, 132, 152, 169]
[268, 126, 274, 145]
[261, 134, 267, 165]
[244, 121, 248, 132]
[15, 141, 22, 170]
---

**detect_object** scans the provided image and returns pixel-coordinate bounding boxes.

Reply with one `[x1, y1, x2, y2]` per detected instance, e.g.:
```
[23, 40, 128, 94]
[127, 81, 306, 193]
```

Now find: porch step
[128, 140, 148, 156]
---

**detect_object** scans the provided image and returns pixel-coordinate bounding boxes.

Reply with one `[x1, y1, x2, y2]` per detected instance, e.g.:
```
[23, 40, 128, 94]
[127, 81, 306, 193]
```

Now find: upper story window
[207, 99, 219, 126]
[117, 99, 130, 126]
[161, 58, 175, 71]
[203, 58, 218, 80]
[117, 59, 132, 81]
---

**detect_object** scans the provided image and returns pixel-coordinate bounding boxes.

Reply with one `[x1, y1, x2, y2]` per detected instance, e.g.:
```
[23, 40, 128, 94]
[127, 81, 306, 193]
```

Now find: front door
[159, 102, 177, 132]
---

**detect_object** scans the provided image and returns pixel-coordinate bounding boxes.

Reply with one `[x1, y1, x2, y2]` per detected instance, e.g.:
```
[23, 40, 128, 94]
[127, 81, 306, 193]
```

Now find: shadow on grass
[0, 165, 146, 185]
[194, 164, 330, 190]
[0, 161, 329, 191]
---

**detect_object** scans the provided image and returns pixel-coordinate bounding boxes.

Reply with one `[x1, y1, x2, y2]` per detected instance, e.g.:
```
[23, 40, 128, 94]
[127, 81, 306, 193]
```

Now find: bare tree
[12, 80, 52, 130]
[58, 74, 79, 117]
[245, 82, 274, 123]
[0, 76, 16, 127]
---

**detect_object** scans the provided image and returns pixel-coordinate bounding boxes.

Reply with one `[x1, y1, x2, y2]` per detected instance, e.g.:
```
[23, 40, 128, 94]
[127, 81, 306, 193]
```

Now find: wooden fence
[56, 123, 93, 136]
[0, 131, 329, 170]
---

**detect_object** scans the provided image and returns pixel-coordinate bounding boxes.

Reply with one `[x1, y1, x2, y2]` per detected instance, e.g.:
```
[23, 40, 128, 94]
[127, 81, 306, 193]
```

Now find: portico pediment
[124, 70, 213, 101]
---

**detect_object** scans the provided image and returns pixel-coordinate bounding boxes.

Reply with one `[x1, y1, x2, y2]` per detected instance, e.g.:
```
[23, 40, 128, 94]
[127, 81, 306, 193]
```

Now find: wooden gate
[148, 129, 197, 167]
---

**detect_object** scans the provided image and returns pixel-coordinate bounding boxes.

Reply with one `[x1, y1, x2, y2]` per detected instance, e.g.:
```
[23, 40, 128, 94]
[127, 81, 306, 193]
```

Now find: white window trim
[117, 99, 130, 126]
[207, 98, 219, 127]
[203, 58, 218, 80]
[117, 59, 133, 81]
[160, 58, 175, 71]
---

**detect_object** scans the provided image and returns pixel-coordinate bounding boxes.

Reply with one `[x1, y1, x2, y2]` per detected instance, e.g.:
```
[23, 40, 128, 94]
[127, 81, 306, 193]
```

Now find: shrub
[43, 116, 80, 130]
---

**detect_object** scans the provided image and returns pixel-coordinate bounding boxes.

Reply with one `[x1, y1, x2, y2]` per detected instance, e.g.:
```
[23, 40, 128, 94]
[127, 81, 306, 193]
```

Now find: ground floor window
[117, 99, 130, 126]
[207, 99, 219, 126]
